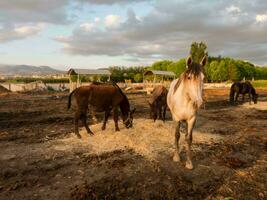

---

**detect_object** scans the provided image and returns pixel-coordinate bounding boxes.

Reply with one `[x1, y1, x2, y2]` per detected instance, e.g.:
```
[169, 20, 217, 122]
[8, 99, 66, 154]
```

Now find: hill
[0, 65, 63, 76]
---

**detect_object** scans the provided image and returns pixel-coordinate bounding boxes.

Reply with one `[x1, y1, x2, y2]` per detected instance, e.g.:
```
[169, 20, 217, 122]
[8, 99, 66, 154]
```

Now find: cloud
[77, 0, 151, 5]
[104, 15, 122, 28]
[0, 0, 71, 43]
[226, 5, 241, 13]
[0, 0, 70, 24]
[256, 13, 267, 23]
[0, 24, 43, 43]
[0, 0, 148, 43]
[55, 0, 267, 65]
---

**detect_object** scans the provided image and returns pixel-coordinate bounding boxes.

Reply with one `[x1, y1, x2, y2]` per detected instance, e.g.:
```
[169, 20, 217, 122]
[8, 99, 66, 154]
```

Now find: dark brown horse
[230, 81, 258, 105]
[68, 82, 135, 138]
[149, 85, 168, 122]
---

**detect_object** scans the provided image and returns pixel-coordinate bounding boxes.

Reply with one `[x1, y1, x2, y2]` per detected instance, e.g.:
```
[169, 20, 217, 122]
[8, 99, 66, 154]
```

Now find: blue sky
[0, 0, 267, 70]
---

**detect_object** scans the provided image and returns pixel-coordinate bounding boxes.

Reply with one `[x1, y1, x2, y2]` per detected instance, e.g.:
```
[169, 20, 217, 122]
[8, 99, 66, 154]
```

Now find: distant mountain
[0, 65, 64, 76]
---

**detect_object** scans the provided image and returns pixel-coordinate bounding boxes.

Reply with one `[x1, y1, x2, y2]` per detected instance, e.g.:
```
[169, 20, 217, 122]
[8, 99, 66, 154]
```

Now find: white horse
[167, 55, 207, 169]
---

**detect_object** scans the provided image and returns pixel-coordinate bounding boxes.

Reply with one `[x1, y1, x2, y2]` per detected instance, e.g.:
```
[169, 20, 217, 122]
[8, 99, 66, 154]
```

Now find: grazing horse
[148, 85, 168, 122]
[68, 82, 136, 138]
[167, 56, 207, 169]
[229, 81, 258, 105]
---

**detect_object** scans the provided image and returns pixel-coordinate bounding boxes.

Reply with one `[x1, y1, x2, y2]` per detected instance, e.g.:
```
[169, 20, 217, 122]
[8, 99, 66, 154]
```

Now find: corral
[0, 87, 266, 200]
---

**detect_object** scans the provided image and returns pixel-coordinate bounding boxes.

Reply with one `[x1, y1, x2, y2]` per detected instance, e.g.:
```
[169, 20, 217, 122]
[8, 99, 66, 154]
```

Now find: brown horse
[230, 81, 258, 105]
[167, 55, 207, 169]
[149, 85, 168, 122]
[68, 82, 136, 138]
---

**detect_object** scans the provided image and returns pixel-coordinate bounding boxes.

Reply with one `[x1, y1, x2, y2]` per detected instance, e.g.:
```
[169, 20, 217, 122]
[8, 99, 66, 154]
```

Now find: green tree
[134, 73, 143, 83]
[167, 59, 186, 76]
[151, 60, 173, 71]
[190, 41, 208, 63]
[209, 60, 219, 82]
[217, 60, 228, 81]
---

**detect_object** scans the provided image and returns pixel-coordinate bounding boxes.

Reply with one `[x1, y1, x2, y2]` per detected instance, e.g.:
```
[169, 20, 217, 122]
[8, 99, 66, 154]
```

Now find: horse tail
[229, 82, 236, 104]
[67, 88, 77, 109]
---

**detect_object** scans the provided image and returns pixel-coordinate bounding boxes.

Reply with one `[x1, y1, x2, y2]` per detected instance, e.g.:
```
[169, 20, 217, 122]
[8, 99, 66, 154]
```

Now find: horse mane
[173, 62, 203, 94]
[173, 76, 182, 94]
[111, 82, 130, 115]
[185, 62, 203, 77]
[244, 81, 256, 95]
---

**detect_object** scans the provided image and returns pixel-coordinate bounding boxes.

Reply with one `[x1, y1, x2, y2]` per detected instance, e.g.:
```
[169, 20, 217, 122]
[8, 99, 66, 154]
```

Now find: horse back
[231, 81, 255, 95]
[150, 85, 168, 106]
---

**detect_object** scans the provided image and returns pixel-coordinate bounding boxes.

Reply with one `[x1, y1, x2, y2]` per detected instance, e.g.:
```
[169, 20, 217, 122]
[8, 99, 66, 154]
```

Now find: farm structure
[143, 70, 176, 93]
[67, 68, 111, 92]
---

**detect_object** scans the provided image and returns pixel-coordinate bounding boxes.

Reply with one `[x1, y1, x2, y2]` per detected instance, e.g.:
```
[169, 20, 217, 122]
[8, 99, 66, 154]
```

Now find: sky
[0, 0, 267, 70]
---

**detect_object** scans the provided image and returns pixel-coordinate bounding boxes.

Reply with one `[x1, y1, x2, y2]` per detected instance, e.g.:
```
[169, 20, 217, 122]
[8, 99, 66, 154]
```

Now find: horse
[229, 81, 258, 105]
[68, 82, 136, 138]
[167, 55, 207, 169]
[148, 85, 168, 122]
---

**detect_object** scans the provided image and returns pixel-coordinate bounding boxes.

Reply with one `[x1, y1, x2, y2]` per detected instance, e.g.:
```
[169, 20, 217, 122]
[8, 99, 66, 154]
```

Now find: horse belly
[88, 94, 111, 112]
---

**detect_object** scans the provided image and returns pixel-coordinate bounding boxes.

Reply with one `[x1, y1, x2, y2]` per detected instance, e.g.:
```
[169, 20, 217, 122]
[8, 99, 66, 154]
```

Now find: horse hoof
[101, 126, 106, 131]
[185, 162, 193, 170]
[173, 153, 181, 162]
[76, 134, 82, 139]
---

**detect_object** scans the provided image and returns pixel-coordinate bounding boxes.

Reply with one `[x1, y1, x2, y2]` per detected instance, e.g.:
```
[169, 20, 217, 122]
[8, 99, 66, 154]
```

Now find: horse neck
[120, 96, 130, 117]
[173, 80, 189, 102]
[250, 87, 256, 95]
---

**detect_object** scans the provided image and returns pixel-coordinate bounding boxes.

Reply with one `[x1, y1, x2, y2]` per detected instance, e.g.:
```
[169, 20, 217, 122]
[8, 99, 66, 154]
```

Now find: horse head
[184, 56, 207, 109]
[123, 108, 136, 128]
[253, 93, 258, 104]
[148, 101, 157, 121]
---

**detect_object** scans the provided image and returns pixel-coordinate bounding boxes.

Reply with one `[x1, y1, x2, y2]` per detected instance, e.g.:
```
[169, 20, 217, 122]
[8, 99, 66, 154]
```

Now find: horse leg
[235, 92, 239, 104]
[248, 91, 252, 105]
[74, 111, 82, 139]
[81, 111, 94, 135]
[112, 107, 120, 131]
[185, 117, 196, 170]
[102, 108, 112, 130]
[242, 94, 245, 102]
[91, 109, 98, 123]
[173, 121, 181, 162]
[158, 107, 163, 121]
[163, 105, 167, 122]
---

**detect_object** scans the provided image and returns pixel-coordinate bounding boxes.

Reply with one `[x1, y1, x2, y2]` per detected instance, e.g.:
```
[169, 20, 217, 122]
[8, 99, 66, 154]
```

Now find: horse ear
[200, 55, 207, 67]
[186, 56, 192, 68]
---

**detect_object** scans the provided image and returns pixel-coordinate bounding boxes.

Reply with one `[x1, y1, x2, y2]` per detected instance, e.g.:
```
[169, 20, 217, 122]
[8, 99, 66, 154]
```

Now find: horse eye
[188, 76, 191, 80]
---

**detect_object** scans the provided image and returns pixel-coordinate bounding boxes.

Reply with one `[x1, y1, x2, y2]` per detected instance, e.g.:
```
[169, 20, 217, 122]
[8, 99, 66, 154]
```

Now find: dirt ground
[0, 88, 266, 200]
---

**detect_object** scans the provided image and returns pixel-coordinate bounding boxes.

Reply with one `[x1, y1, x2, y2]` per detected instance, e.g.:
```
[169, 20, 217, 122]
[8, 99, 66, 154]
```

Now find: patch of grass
[251, 80, 267, 88]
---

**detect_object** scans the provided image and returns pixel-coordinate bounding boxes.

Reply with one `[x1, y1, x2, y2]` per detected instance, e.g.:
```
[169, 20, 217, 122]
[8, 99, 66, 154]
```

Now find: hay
[55, 119, 224, 161]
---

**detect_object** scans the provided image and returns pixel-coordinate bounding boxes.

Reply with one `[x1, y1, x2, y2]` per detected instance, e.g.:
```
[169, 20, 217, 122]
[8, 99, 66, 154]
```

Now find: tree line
[2, 42, 267, 83]
[149, 56, 267, 82]
[148, 42, 267, 82]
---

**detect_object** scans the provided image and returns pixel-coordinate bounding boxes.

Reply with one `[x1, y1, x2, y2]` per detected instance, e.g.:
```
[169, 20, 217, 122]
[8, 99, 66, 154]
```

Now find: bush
[134, 73, 143, 83]
[251, 80, 267, 88]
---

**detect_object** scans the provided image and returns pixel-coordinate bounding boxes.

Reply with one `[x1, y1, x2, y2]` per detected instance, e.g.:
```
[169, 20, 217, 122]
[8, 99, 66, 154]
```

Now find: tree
[190, 41, 208, 63]
[209, 60, 219, 82]
[134, 73, 143, 83]
[167, 59, 186, 76]
[217, 60, 228, 81]
[151, 60, 173, 71]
